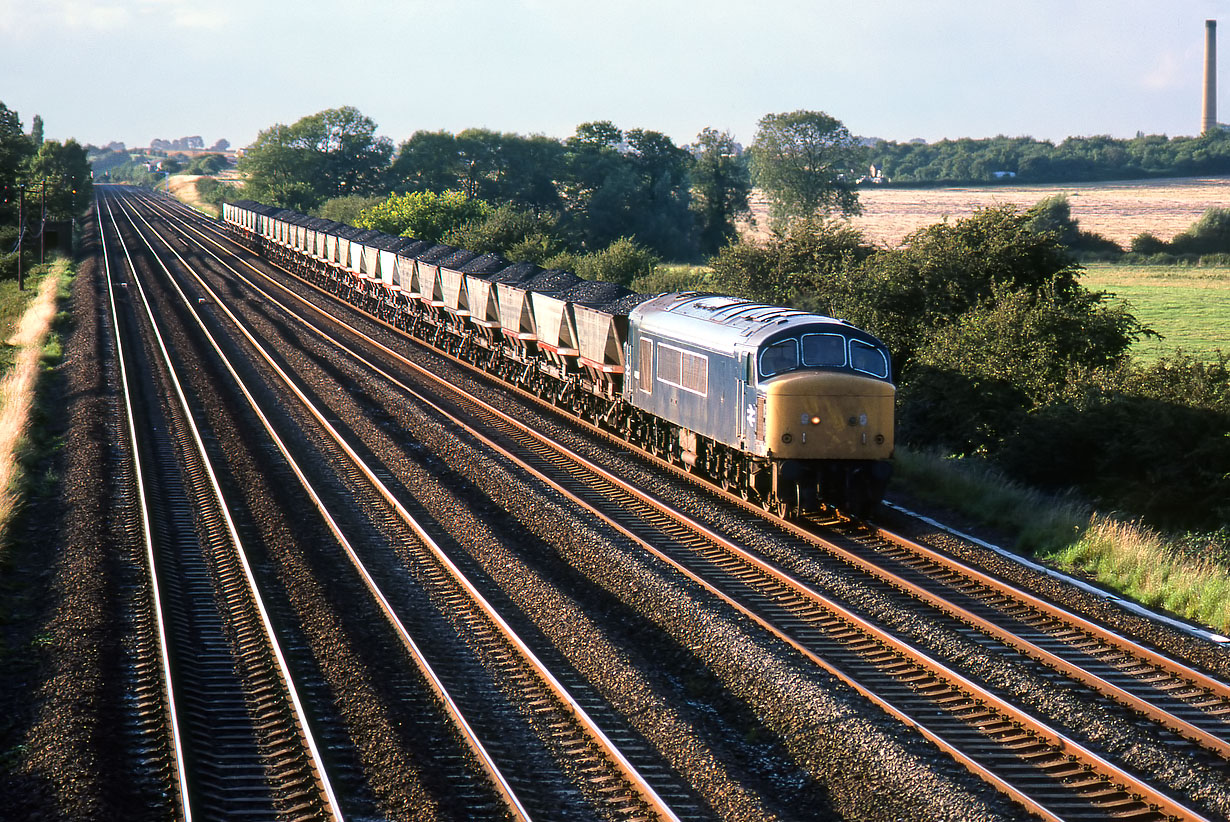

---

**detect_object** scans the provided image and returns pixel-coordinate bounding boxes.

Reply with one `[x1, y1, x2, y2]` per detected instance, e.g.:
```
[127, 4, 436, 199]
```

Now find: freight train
[221, 199, 895, 518]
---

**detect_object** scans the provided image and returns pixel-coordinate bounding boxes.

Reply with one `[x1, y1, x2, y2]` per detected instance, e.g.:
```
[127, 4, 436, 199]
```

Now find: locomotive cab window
[802, 333, 847, 368]
[759, 338, 799, 377]
[850, 339, 890, 379]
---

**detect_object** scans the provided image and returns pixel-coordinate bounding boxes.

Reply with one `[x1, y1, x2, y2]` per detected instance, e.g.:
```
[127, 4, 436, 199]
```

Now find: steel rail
[95, 194, 193, 821]
[114, 188, 681, 822]
[101, 190, 346, 821]
[137, 190, 1225, 819]
[143, 191, 1230, 755]
[108, 187, 533, 821]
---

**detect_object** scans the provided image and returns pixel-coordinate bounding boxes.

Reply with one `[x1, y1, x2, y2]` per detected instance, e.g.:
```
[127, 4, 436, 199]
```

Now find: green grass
[890, 448, 1230, 635]
[0, 270, 56, 372]
[1080, 262, 1229, 363]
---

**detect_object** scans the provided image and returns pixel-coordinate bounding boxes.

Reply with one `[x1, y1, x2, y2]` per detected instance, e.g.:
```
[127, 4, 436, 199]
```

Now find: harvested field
[750, 176, 1230, 248]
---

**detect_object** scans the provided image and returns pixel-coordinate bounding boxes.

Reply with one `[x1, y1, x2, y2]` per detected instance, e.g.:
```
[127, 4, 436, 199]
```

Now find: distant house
[992, 170, 1017, 179]
[859, 163, 888, 184]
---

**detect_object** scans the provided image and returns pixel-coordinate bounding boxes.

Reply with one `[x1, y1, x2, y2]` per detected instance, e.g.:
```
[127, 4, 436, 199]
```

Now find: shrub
[356, 190, 490, 242]
[441, 203, 567, 263]
[315, 195, 384, 225]
[1130, 231, 1168, 254]
[573, 237, 660, 286]
[1169, 207, 1230, 255]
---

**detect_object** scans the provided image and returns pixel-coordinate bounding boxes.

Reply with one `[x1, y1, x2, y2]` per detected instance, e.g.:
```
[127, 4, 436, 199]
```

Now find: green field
[1080, 263, 1229, 363]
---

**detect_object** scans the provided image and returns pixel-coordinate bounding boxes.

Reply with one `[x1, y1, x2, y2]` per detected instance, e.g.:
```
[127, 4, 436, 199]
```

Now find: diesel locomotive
[221, 199, 895, 517]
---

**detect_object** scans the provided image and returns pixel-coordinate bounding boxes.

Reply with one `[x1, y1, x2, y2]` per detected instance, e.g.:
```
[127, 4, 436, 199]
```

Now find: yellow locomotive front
[753, 329, 895, 516]
[759, 371, 895, 461]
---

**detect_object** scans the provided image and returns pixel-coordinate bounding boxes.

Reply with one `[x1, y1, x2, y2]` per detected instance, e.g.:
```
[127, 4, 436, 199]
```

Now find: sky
[3, 0, 1229, 152]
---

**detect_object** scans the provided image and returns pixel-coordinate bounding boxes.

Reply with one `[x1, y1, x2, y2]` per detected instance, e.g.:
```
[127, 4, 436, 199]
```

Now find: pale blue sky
[3, 0, 1227, 151]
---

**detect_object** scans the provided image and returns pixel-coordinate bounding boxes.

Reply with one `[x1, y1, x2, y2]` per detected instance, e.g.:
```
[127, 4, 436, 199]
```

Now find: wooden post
[40, 180, 46, 264]
[16, 184, 23, 292]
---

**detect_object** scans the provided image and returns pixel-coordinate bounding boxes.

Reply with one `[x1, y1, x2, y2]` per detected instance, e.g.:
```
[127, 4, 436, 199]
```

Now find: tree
[30, 114, 43, 147]
[441, 203, 566, 263]
[355, 190, 490, 242]
[390, 130, 462, 194]
[25, 139, 93, 219]
[239, 106, 392, 210]
[559, 121, 695, 258]
[750, 110, 863, 227]
[0, 102, 34, 223]
[690, 127, 751, 255]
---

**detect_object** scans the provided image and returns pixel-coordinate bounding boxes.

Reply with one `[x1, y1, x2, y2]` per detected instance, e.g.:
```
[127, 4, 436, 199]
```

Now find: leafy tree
[239, 106, 392, 211]
[690, 128, 751, 255]
[559, 121, 694, 258]
[356, 190, 490, 242]
[315, 194, 385, 225]
[841, 205, 1088, 369]
[750, 110, 863, 227]
[441, 203, 566, 263]
[390, 129, 566, 212]
[30, 114, 43, 147]
[25, 138, 92, 219]
[1025, 194, 1122, 255]
[390, 130, 462, 194]
[0, 102, 35, 223]
[572, 236, 659, 286]
[709, 216, 870, 306]
[1169, 207, 1230, 255]
[898, 281, 1147, 453]
[184, 153, 230, 175]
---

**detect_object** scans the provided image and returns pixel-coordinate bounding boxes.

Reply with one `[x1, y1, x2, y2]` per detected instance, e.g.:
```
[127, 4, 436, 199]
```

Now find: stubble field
[847, 175, 1230, 248]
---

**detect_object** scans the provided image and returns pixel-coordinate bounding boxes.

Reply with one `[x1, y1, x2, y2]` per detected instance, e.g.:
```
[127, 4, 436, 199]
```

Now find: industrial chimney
[1204, 20, 1218, 134]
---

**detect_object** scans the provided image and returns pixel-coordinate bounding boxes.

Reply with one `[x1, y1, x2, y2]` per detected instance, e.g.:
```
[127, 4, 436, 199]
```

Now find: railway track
[103, 187, 696, 820]
[98, 194, 343, 820]
[114, 187, 1229, 820]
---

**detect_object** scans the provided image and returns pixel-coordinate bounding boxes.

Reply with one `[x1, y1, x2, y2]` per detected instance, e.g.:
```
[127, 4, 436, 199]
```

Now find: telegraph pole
[40, 178, 46, 264]
[16, 183, 24, 291]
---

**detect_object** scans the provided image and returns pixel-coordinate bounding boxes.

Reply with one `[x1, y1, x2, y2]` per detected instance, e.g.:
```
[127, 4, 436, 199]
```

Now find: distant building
[992, 170, 1017, 179]
[858, 163, 888, 184]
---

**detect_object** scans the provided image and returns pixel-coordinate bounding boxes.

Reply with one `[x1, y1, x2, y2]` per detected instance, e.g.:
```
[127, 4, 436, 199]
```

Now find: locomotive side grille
[638, 337, 653, 394]
[756, 395, 766, 444]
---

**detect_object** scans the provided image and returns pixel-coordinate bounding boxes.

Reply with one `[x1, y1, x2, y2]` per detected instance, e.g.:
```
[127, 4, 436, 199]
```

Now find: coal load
[492, 262, 541, 284]
[524, 268, 581, 293]
[558, 280, 633, 307]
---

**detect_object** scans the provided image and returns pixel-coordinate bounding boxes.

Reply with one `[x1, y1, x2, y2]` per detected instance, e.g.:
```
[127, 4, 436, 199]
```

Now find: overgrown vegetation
[0, 260, 68, 532]
[891, 450, 1230, 634]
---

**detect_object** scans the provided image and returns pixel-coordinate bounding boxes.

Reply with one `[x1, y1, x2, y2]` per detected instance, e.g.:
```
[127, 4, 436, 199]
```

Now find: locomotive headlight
[809, 415, 822, 426]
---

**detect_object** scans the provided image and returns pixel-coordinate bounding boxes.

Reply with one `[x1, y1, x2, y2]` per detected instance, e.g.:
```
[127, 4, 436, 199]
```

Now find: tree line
[0, 102, 93, 279]
[237, 107, 867, 264]
[868, 130, 1230, 185]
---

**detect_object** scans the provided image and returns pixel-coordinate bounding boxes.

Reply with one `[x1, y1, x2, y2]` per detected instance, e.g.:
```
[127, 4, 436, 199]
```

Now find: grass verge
[0, 260, 70, 536]
[890, 448, 1230, 635]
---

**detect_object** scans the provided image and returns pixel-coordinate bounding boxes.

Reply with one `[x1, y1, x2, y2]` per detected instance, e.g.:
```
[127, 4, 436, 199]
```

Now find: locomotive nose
[760, 371, 894, 459]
